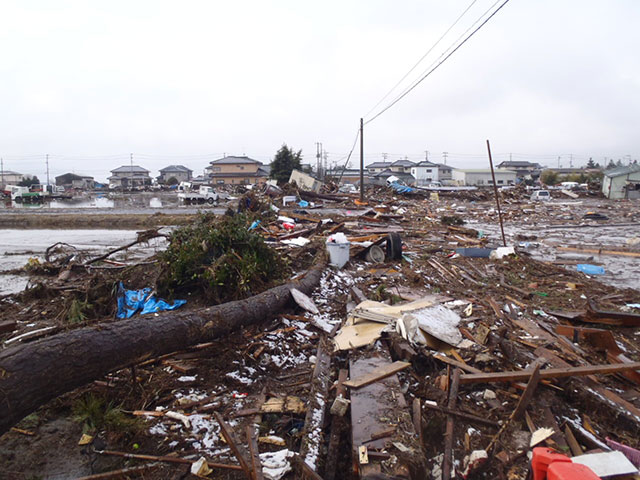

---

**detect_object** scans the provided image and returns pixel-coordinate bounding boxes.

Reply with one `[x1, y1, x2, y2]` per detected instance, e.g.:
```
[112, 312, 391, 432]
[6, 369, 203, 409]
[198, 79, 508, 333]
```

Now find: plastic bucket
[326, 242, 350, 268]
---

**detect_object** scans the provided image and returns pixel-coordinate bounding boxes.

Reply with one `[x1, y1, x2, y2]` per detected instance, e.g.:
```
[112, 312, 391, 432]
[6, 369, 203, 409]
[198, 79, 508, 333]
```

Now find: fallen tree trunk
[0, 262, 325, 435]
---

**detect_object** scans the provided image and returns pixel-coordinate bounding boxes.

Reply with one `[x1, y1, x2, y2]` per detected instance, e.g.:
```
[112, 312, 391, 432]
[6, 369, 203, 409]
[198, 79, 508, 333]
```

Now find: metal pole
[46, 154, 49, 187]
[486, 139, 507, 247]
[359, 118, 364, 203]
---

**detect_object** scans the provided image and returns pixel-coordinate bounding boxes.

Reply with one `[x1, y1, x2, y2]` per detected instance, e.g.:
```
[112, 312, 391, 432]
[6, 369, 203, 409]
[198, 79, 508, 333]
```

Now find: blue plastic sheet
[389, 182, 414, 194]
[116, 282, 186, 319]
[576, 264, 605, 275]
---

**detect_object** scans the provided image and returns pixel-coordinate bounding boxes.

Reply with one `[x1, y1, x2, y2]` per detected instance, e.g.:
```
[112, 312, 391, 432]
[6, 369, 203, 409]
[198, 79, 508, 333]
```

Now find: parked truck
[7, 185, 45, 203]
[178, 185, 219, 205]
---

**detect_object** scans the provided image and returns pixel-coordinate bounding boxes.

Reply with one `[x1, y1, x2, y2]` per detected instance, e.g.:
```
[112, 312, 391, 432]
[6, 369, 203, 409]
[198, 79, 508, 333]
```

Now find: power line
[365, 0, 511, 125]
[363, 0, 479, 119]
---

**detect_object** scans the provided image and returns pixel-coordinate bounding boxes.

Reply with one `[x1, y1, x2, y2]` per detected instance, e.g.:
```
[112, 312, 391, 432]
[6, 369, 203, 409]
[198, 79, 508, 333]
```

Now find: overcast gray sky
[1, 0, 639, 182]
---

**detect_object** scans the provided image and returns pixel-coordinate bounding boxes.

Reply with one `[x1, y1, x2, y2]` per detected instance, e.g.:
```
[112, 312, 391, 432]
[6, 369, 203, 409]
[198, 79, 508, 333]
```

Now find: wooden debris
[459, 362, 640, 384]
[246, 425, 264, 480]
[95, 449, 242, 470]
[75, 464, 158, 480]
[422, 402, 500, 427]
[213, 412, 254, 478]
[442, 368, 461, 480]
[344, 360, 411, 389]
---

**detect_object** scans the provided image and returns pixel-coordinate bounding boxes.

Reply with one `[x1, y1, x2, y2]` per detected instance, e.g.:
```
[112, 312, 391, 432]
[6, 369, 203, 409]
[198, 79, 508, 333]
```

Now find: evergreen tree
[606, 159, 616, 169]
[586, 158, 596, 169]
[270, 144, 302, 184]
[18, 175, 40, 187]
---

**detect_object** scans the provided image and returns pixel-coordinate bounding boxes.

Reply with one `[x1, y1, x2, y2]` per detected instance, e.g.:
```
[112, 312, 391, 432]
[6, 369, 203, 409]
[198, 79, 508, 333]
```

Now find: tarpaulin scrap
[116, 282, 186, 319]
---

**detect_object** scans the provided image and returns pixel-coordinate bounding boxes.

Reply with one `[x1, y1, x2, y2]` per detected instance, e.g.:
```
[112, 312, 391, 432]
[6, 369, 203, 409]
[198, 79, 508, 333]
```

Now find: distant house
[372, 169, 415, 186]
[436, 164, 453, 182]
[204, 156, 269, 185]
[602, 164, 640, 199]
[55, 173, 95, 190]
[390, 159, 416, 174]
[496, 161, 543, 180]
[108, 165, 152, 188]
[411, 161, 439, 185]
[452, 169, 517, 186]
[366, 161, 393, 174]
[158, 165, 192, 184]
[326, 167, 371, 185]
[0, 170, 24, 188]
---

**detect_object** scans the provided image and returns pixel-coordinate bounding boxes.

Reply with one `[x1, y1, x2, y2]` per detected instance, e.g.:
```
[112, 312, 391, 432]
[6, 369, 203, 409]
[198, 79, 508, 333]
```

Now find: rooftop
[457, 169, 517, 174]
[209, 156, 262, 165]
[497, 160, 543, 168]
[366, 161, 393, 169]
[159, 165, 192, 173]
[390, 159, 416, 167]
[111, 165, 150, 174]
[414, 161, 438, 167]
[604, 164, 640, 177]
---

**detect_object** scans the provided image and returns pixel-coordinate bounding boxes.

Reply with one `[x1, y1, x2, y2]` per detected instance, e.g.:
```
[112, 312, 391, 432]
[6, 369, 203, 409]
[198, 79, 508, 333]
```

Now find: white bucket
[326, 242, 350, 268]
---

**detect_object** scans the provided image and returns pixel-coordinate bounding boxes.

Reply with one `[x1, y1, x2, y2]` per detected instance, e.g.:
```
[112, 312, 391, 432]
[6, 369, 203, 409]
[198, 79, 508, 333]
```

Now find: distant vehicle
[427, 181, 443, 188]
[339, 184, 358, 194]
[560, 181, 579, 190]
[178, 185, 219, 205]
[176, 181, 192, 193]
[7, 185, 44, 203]
[530, 189, 551, 201]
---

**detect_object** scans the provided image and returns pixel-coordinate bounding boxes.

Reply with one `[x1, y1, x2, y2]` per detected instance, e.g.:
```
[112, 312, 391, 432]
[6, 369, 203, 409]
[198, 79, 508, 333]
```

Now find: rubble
[1, 184, 639, 479]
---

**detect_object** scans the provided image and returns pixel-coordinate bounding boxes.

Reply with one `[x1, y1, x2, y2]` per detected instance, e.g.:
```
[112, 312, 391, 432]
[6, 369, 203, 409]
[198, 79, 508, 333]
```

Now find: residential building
[452, 169, 517, 186]
[390, 159, 416, 174]
[205, 156, 269, 185]
[602, 164, 640, 199]
[158, 165, 192, 184]
[108, 165, 152, 189]
[289, 169, 323, 192]
[0, 170, 24, 188]
[55, 173, 95, 190]
[372, 169, 415, 186]
[435, 164, 453, 182]
[326, 167, 372, 185]
[366, 161, 393, 174]
[411, 161, 439, 185]
[496, 160, 543, 180]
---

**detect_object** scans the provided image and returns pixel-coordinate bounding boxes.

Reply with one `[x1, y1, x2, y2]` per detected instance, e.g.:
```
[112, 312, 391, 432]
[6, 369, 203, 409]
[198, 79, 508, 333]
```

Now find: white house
[602, 164, 640, 199]
[0, 170, 24, 188]
[452, 169, 517, 186]
[411, 161, 439, 185]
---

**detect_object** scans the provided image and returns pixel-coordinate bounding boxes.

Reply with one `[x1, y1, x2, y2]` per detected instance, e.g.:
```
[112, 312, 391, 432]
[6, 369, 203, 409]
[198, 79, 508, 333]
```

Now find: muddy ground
[1, 187, 639, 480]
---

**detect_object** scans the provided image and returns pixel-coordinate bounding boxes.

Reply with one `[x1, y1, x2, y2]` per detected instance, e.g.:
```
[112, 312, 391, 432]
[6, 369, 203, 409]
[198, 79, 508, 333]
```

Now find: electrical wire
[336, 128, 361, 184]
[365, 0, 511, 125]
[363, 0, 479, 119]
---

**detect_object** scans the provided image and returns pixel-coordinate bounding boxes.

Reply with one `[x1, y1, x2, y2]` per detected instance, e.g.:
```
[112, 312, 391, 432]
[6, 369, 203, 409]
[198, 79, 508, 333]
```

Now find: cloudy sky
[1, 0, 639, 181]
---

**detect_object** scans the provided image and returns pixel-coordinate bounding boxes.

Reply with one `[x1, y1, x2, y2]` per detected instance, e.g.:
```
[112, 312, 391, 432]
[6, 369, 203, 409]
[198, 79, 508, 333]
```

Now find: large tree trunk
[0, 263, 325, 435]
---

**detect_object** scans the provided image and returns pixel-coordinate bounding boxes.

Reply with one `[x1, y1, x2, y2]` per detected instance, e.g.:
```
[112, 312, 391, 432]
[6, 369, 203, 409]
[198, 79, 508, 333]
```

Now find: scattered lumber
[459, 362, 640, 384]
[344, 360, 411, 389]
[0, 262, 325, 435]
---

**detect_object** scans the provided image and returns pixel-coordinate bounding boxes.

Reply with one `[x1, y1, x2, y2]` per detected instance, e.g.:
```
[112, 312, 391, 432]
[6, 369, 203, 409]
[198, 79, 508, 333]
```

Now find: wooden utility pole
[359, 118, 364, 203]
[486, 140, 507, 247]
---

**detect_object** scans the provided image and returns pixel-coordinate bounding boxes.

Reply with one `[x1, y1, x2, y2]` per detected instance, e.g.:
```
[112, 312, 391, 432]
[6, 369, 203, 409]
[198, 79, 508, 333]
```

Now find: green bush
[158, 213, 287, 303]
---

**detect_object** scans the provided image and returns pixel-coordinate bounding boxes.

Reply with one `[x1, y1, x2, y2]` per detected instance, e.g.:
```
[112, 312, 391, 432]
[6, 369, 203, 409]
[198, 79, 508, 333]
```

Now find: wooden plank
[432, 354, 482, 374]
[413, 398, 423, 448]
[557, 245, 640, 258]
[213, 412, 253, 479]
[459, 362, 640, 384]
[0, 320, 17, 335]
[422, 402, 499, 427]
[344, 361, 411, 389]
[564, 424, 583, 456]
[324, 369, 349, 480]
[442, 369, 461, 480]
[512, 363, 541, 420]
[246, 425, 264, 480]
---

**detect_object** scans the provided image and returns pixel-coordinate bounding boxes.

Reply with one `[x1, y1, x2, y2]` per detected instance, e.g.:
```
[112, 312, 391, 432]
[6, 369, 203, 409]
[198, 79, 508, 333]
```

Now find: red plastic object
[548, 462, 601, 480]
[532, 448, 572, 480]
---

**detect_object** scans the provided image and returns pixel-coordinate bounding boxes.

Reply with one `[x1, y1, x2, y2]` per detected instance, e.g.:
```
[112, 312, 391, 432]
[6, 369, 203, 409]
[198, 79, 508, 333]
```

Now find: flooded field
[0, 229, 167, 296]
[473, 220, 640, 291]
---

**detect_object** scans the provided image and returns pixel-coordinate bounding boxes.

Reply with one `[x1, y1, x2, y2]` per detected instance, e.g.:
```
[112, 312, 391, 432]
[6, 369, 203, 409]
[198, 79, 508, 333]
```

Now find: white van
[530, 190, 551, 201]
[560, 182, 579, 190]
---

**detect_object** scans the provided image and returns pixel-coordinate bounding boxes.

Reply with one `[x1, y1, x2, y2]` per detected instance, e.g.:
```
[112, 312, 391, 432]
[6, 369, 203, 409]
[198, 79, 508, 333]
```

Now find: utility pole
[315, 142, 323, 178]
[323, 151, 328, 177]
[486, 140, 506, 247]
[443, 152, 448, 165]
[425, 150, 429, 162]
[509, 153, 512, 162]
[46, 154, 50, 187]
[359, 118, 364, 203]
[382, 153, 388, 164]
[1, 157, 4, 189]
[569, 154, 573, 168]
[557, 156, 561, 168]
[130, 153, 134, 191]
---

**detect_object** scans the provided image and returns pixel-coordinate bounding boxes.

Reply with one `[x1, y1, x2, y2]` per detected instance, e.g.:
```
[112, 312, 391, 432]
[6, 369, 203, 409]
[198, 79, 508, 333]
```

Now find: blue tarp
[116, 282, 186, 319]
[576, 264, 605, 275]
[389, 182, 415, 194]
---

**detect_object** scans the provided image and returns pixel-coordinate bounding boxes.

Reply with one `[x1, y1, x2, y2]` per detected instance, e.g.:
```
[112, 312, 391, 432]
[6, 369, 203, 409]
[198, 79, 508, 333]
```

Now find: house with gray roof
[108, 165, 151, 189]
[602, 164, 640, 199]
[390, 159, 416, 174]
[158, 165, 192, 184]
[204, 156, 269, 185]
